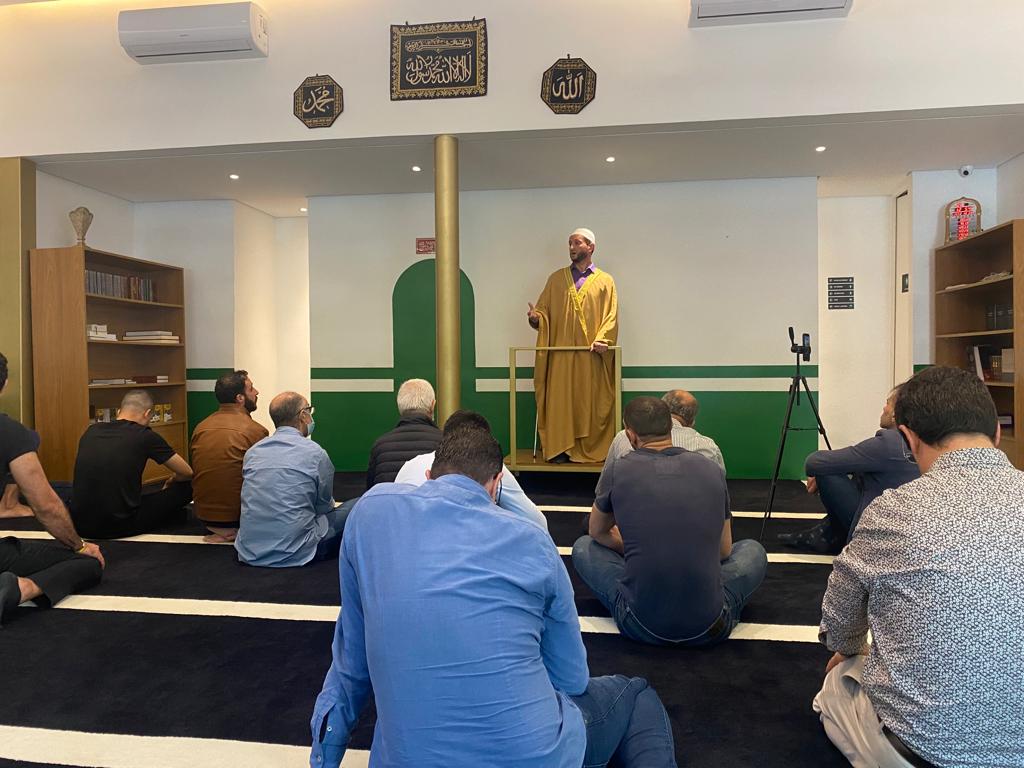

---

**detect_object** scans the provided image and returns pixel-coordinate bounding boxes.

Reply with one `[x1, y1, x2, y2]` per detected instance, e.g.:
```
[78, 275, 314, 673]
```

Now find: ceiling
[33, 105, 1024, 218]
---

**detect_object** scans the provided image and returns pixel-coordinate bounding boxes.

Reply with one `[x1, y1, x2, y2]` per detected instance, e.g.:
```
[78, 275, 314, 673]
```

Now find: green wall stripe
[311, 367, 396, 379]
[913, 364, 931, 373]
[186, 368, 232, 380]
[307, 364, 819, 380]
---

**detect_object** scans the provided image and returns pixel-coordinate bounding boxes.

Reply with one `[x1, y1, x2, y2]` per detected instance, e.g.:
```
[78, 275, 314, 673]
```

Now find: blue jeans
[570, 675, 677, 767]
[816, 473, 862, 542]
[572, 536, 767, 647]
[311, 498, 357, 562]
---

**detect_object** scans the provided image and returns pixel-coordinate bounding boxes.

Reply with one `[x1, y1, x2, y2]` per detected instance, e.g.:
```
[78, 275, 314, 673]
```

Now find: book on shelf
[90, 378, 128, 386]
[124, 330, 174, 337]
[968, 345, 995, 381]
[131, 375, 171, 384]
[1004, 348, 1016, 376]
[85, 269, 156, 302]
[126, 337, 180, 344]
[87, 333, 118, 341]
[999, 414, 1014, 427]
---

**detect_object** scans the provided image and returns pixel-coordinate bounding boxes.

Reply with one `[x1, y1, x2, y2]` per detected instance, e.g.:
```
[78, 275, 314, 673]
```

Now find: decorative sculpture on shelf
[69, 207, 94, 245]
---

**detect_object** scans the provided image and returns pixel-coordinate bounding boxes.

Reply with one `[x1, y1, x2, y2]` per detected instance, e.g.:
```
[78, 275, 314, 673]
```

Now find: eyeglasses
[301, 406, 315, 416]
[496, 480, 502, 506]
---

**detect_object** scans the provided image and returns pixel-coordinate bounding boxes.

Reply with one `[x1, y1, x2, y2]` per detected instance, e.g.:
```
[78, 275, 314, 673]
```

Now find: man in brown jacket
[189, 370, 268, 542]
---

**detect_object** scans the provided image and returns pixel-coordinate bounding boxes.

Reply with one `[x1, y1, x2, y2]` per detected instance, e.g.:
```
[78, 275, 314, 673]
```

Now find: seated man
[0, 352, 104, 626]
[815, 366, 1024, 766]
[365, 378, 441, 488]
[779, 384, 919, 553]
[71, 389, 194, 538]
[605, 389, 726, 473]
[310, 426, 677, 768]
[189, 369, 268, 542]
[235, 392, 350, 567]
[394, 409, 547, 530]
[573, 397, 766, 646]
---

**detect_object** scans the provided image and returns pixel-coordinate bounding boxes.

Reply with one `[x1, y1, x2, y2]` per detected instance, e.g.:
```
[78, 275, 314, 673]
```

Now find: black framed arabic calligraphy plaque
[390, 19, 487, 101]
[294, 75, 344, 128]
[541, 57, 596, 114]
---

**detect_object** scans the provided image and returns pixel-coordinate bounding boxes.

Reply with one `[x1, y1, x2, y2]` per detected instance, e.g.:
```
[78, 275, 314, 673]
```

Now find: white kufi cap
[570, 228, 596, 244]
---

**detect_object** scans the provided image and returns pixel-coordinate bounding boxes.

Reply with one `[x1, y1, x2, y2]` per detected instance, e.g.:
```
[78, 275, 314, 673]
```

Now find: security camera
[959, 165, 974, 177]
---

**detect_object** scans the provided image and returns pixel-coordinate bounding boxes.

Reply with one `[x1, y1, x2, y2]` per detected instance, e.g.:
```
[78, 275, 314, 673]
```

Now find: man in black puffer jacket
[366, 379, 442, 488]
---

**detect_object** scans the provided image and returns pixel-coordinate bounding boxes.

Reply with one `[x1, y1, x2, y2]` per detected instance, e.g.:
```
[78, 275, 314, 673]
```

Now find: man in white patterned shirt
[815, 366, 1024, 768]
[604, 390, 725, 473]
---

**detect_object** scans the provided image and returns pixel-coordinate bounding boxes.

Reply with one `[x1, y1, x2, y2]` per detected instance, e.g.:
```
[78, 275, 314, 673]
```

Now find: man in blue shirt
[779, 385, 919, 553]
[310, 422, 677, 768]
[235, 392, 351, 567]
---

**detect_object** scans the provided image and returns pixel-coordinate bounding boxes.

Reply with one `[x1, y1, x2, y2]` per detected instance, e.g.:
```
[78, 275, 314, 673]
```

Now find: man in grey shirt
[605, 390, 725, 472]
[815, 366, 1024, 767]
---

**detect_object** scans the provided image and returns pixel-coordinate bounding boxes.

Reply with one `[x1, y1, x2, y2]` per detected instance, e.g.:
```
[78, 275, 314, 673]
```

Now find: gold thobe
[533, 266, 618, 462]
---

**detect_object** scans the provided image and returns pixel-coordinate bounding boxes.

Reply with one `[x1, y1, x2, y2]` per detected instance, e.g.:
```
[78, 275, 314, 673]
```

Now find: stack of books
[86, 323, 117, 342]
[90, 378, 128, 386]
[124, 330, 180, 344]
[132, 375, 171, 384]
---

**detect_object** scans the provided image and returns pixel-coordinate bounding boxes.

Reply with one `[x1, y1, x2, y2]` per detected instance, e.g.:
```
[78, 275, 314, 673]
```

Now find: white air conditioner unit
[118, 2, 268, 64]
[690, 0, 852, 26]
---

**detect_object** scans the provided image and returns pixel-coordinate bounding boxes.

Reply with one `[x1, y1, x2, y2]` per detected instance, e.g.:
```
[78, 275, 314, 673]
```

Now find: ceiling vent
[690, 0, 852, 27]
[118, 2, 269, 64]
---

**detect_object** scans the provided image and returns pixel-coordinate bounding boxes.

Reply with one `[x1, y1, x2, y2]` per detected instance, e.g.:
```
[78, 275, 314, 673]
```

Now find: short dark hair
[0, 352, 7, 391]
[430, 428, 503, 486]
[214, 370, 249, 405]
[120, 389, 154, 413]
[624, 396, 672, 440]
[895, 366, 997, 446]
[269, 392, 306, 428]
[443, 409, 491, 436]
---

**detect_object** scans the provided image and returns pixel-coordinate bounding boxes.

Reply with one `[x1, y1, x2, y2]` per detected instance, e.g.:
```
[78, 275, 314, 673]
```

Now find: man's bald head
[662, 389, 699, 427]
[269, 391, 308, 429]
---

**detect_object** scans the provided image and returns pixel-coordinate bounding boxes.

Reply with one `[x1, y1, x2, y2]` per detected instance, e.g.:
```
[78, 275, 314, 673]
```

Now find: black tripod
[760, 328, 831, 541]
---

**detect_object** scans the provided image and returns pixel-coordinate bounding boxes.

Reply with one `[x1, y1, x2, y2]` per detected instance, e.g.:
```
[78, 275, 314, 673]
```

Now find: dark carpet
[0, 477, 841, 767]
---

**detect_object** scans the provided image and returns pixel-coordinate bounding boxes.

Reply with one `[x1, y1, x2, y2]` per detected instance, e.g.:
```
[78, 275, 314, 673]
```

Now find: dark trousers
[817, 474, 862, 542]
[0, 536, 102, 606]
[80, 481, 193, 539]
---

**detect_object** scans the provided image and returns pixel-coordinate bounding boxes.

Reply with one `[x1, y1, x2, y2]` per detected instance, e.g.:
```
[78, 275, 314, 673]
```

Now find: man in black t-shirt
[71, 389, 194, 538]
[571, 397, 767, 646]
[0, 352, 105, 627]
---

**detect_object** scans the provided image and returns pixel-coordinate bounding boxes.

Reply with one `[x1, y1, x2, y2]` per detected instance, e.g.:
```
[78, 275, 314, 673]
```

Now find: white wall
[817, 196, 894, 448]
[233, 203, 278, 429]
[273, 217, 311, 399]
[997, 153, 1024, 223]
[36, 172, 135, 254]
[908, 169, 998, 365]
[4, 1, 1024, 156]
[310, 178, 819, 370]
[134, 201, 236, 369]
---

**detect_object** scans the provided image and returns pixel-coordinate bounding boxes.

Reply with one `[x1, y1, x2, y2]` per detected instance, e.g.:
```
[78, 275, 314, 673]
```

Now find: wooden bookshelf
[30, 245, 187, 483]
[934, 219, 1023, 468]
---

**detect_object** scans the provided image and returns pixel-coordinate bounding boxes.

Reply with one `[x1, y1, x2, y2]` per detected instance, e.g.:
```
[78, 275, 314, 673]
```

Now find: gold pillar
[434, 135, 460, 425]
[0, 158, 36, 425]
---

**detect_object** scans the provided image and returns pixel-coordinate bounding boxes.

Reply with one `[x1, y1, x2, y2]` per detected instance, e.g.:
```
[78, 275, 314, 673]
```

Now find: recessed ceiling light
[299, 207, 308, 213]
[605, 156, 616, 163]
[815, 146, 827, 153]
[229, 173, 240, 180]
[411, 165, 422, 172]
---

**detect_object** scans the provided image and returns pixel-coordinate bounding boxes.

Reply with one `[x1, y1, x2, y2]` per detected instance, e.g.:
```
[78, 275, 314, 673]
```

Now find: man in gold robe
[527, 228, 618, 463]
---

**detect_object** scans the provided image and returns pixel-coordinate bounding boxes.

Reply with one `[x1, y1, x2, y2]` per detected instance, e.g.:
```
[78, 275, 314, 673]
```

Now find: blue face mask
[306, 419, 316, 437]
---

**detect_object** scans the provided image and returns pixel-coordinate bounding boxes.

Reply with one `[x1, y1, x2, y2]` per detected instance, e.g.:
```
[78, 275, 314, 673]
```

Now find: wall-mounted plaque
[390, 19, 487, 101]
[945, 197, 982, 243]
[293, 75, 344, 128]
[827, 276, 854, 310]
[541, 57, 596, 114]
[416, 237, 436, 254]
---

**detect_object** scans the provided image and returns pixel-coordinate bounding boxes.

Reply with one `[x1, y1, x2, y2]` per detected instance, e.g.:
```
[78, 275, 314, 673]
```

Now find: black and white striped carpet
[0, 476, 847, 767]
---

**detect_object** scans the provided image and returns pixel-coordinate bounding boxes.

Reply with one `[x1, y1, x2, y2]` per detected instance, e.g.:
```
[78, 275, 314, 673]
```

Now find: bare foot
[0, 503, 33, 519]
[203, 532, 236, 544]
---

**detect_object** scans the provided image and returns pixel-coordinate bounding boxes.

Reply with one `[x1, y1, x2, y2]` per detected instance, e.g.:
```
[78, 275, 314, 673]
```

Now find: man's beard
[244, 397, 257, 413]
